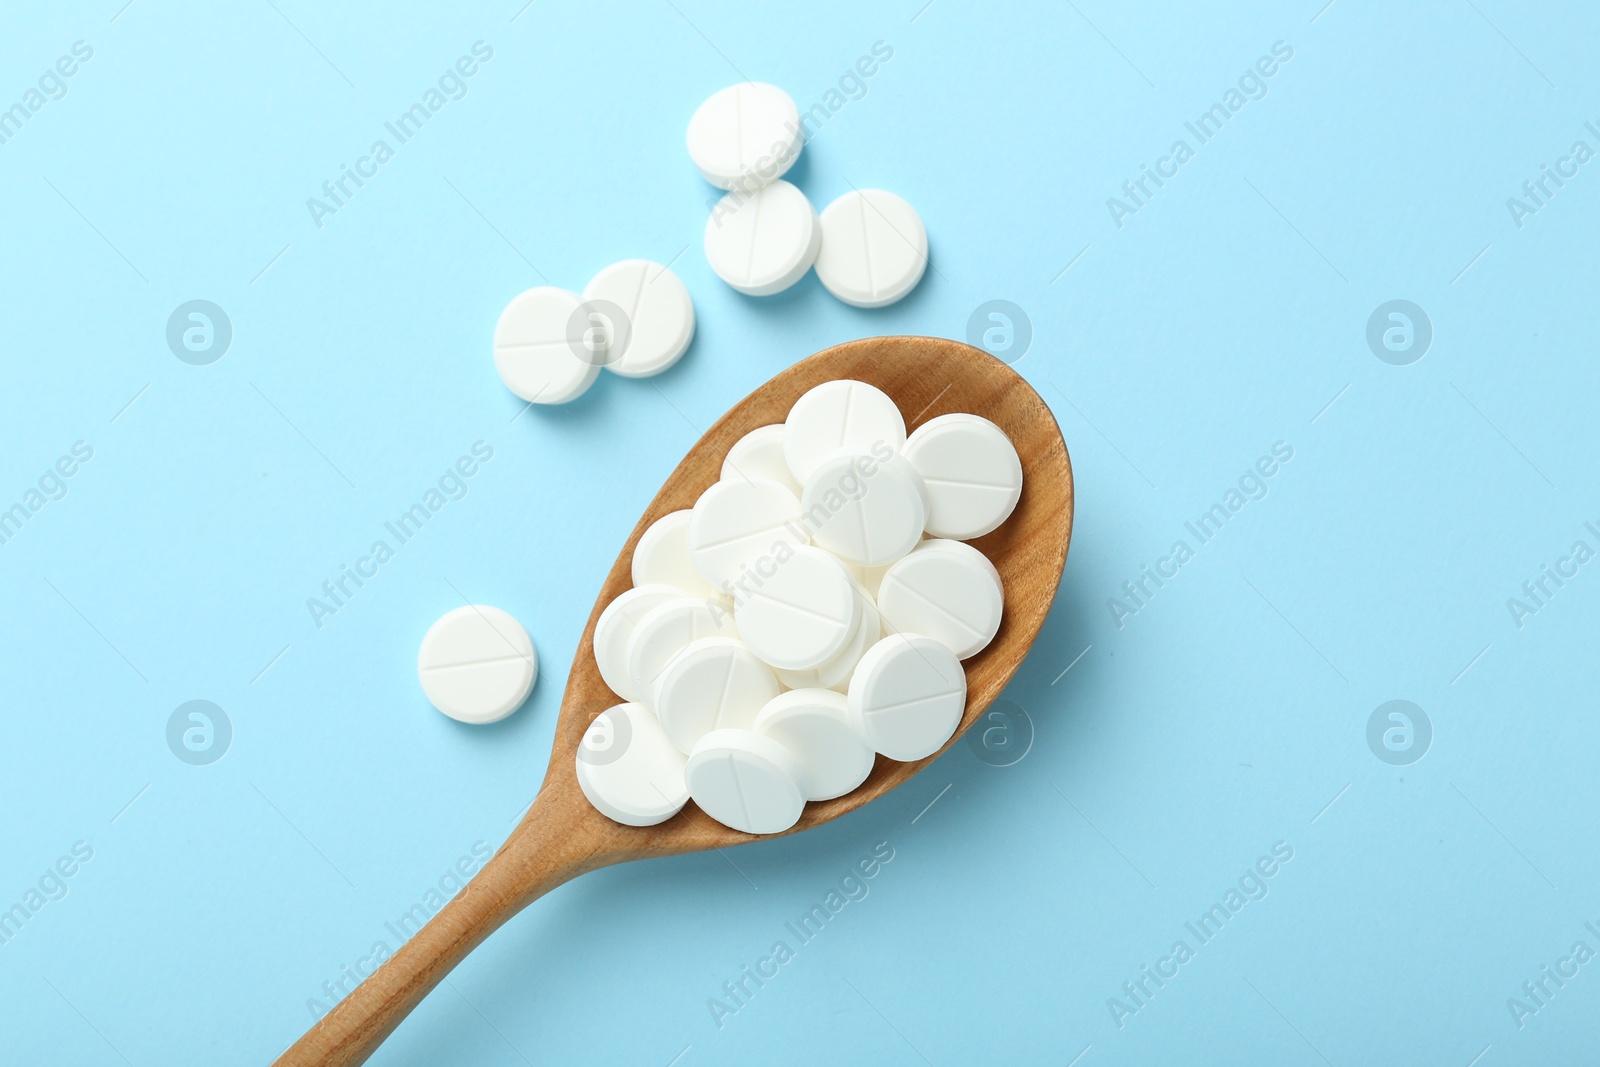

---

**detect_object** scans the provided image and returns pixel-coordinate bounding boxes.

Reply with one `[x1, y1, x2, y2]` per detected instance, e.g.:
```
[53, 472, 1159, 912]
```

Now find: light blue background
[2, 0, 1597, 1063]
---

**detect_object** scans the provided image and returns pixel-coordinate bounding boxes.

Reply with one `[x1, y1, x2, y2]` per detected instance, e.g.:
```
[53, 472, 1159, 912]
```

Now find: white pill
[801, 449, 928, 567]
[722, 424, 801, 496]
[492, 286, 601, 405]
[654, 637, 781, 754]
[686, 728, 809, 834]
[626, 597, 736, 700]
[733, 545, 860, 671]
[814, 189, 929, 308]
[632, 510, 717, 600]
[775, 584, 880, 692]
[783, 379, 907, 484]
[581, 259, 695, 379]
[417, 605, 537, 724]
[704, 180, 820, 296]
[929, 536, 1004, 598]
[592, 584, 682, 702]
[848, 633, 966, 761]
[687, 477, 807, 588]
[902, 413, 1022, 539]
[876, 540, 1003, 659]
[686, 82, 801, 191]
[753, 689, 875, 801]
[576, 702, 688, 827]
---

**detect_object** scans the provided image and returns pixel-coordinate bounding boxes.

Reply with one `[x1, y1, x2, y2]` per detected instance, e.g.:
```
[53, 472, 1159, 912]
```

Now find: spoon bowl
[275, 334, 1074, 1065]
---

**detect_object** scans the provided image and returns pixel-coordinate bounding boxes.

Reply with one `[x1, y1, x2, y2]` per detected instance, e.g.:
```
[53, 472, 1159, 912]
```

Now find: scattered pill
[722, 424, 802, 496]
[592, 584, 683, 702]
[902, 413, 1022, 539]
[783, 379, 906, 484]
[814, 189, 928, 308]
[417, 605, 538, 725]
[687, 477, 807, 588]
[848, 633, 966, 761]
[654, 637, 781, 754]
[625, 597, 737, 701]
[633, 510, 717, 600]
[686, 728, 810, 834]
[733, 545, 860, 671]
[686, 82, 802, 191]
[581, 259, 695, 379]
[876, 540, 1003, 659]
[704, 180, 820, 297]
[575, 702, 689, 826]
[753, 689, 875, 801]
[492, 286, 601, 405]
[801, 449, 928, 567]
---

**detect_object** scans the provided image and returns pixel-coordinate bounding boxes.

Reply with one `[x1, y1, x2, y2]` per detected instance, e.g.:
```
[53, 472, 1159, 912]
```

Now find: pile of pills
[689, 83, 929, 306]
[492, 259, 695, 406]
[576, 379, 1023, 834]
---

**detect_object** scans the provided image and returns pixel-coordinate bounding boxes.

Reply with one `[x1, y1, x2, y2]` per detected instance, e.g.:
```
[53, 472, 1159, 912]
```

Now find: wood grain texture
[274, 335, 1073, 1066]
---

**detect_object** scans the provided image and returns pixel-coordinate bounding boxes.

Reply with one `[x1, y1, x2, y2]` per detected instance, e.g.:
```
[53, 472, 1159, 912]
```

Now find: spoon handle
[272, 792, 599, 1067]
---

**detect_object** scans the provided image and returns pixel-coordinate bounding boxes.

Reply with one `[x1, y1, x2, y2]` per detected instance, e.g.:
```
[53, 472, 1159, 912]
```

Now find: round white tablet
[575, 702, 688, 827]
[902, 413, 1022, 539]
[654, 637, 781, 753]
[417, 605, 537, 724]
[592, 584, 682, 702]
[626, 597, 737, 700]
[632, 510, 717, 599]
[733, 546, 860, 671]
[686, 82, 802, 191]
[753, 689, 875, 801]
[814, 189, 929, 308]
[782, 379, 907, 484]
[876, 540, 1004, 659]
[492, 286, 601, 405]
[581, 259, 695, 378]
[722, 424, 801, 496]
[686, 728, 810, 834]
[775, 583, 880, 692]
[704, 180, 820, 296]
[687, 477, 807, 588]
[802, 450, 928, 567]
[848, 633, 966, 761]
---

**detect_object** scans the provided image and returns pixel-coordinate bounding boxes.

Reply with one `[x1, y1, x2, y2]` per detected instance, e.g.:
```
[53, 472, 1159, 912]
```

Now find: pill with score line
[417, 605, 538, 724]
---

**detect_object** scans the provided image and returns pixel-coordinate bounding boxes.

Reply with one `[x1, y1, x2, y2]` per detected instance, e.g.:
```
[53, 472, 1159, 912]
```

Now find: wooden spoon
[274, 334, 1074, 1066]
